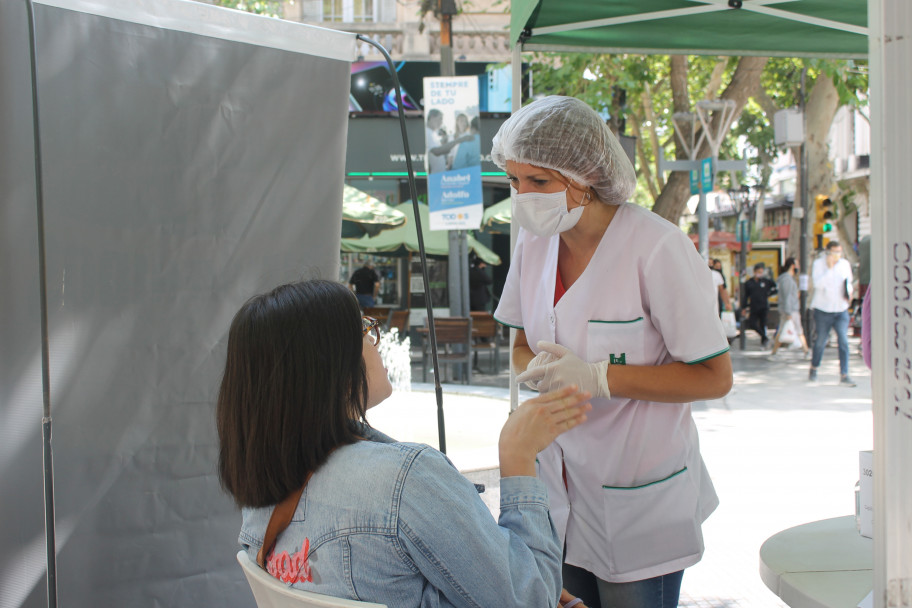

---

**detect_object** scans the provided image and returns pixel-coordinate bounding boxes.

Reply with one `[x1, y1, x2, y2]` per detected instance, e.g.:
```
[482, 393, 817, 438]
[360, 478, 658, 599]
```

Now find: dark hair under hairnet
[491, 96, 637, 205]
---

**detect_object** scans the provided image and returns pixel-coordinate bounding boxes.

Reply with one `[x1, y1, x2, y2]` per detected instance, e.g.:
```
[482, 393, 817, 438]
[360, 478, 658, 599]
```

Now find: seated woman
[217, 279, 591, 607]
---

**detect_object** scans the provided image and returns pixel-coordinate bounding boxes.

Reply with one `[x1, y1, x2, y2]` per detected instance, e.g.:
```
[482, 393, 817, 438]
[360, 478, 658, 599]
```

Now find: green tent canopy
[512, 0, 867, 59]
[341, 202, 501, 265]
[505, 1, 912, 593]
[341, 184, 408, 238]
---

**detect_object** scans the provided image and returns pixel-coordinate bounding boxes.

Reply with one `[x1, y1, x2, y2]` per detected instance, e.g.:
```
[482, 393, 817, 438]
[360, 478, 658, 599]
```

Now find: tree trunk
[752, 84, 780, 121]
[670, 55, 690, 114]
[783, 147, 803, 259]
[630, 116, 659, 200]
[704, 58, 728, 100]
[782, 75, 840, 260]
[832, 184, 861, 265]
[833, 177, 868, 266]
[804, 75, 840, 255]
[653, 56, 768, 223]
[642, 82, 665, 190]
[834, 203, 859, 265]
[754, 188, 765, 233]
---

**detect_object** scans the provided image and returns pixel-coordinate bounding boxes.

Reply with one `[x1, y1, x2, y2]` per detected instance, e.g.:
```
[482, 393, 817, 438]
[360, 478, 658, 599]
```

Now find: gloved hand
[517, 348, 559, 391]
[516, 341, 611, 399]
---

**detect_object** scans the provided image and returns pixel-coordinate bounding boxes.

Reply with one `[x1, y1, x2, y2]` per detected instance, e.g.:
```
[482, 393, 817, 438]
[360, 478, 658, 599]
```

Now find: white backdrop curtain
[0, 1, 356, 606]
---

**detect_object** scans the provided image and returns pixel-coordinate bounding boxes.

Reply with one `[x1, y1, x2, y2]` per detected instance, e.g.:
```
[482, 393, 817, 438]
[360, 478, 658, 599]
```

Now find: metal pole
[25, 1, 58, 605]
[739, 197, 748, 351]
[438, 0, 463, 444]
[438, 3, 469, 319]
[508, 42, 522, 414]
[357, 35, 447, 453]
[798, 69, 810, 338]
[698, 188, 709, 261]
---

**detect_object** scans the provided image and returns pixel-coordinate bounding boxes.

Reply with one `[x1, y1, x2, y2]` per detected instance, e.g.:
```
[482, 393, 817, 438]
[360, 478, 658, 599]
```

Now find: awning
[512, 0, 867, 59]
[688, 230, 741, 250]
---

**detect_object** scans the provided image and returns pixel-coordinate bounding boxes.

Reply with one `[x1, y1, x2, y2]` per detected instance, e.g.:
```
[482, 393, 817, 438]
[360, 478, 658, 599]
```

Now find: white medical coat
[495, 203, 728, 583]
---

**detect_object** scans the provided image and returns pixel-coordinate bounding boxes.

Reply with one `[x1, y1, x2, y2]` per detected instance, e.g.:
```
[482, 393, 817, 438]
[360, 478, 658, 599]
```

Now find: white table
[759, 516, 872, 608]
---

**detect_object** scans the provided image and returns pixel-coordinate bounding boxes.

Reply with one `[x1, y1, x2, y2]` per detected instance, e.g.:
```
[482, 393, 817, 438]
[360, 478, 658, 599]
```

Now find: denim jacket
[239, 425, 561, 608]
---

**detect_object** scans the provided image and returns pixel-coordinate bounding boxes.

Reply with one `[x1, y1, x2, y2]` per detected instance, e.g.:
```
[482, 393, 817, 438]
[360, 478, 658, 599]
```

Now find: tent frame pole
[25, 1, 59, 606]
[507, 43, 523, 414]
[357, 35, 448, 454]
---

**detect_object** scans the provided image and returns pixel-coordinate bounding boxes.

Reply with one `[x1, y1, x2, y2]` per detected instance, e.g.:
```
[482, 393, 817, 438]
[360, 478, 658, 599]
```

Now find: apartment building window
[324, 0, 374, 22]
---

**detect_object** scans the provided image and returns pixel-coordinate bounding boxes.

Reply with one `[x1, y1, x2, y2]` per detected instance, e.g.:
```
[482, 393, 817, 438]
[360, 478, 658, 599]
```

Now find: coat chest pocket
[586, 318, 646, 365]
[601, 467, 702, 576]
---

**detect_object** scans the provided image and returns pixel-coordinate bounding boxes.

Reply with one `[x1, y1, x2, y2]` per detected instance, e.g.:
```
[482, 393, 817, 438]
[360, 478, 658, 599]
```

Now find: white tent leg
[508, 43, 522, 414]
[869, 0, 912, 605]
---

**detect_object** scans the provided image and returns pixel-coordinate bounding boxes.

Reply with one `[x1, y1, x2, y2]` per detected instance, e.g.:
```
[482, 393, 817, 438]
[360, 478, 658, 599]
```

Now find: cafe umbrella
[341, 184, 407, 238]
[481, 197, 511, 235]
[341, 201, 501, 265]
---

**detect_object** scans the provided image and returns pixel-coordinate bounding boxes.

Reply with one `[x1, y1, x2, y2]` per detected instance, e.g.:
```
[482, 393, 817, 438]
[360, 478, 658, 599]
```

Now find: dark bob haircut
[782, 257, 797, 274]
[217, 280, 368, 508]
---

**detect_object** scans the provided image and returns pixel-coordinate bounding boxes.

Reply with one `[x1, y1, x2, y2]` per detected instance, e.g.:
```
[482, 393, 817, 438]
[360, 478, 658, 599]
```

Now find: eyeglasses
[362, 316, 381, 346]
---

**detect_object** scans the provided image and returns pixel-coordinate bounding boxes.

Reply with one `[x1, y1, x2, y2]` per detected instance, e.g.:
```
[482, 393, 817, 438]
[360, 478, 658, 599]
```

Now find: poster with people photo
[423, 76, 483, 230]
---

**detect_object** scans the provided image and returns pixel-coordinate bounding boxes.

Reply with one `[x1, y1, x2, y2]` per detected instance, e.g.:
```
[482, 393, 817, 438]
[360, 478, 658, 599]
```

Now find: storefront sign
[423, 76, 483, 230]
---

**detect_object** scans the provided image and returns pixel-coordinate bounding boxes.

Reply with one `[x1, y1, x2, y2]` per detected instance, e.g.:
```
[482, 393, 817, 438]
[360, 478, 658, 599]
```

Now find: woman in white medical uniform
[492, 96, 733, 608]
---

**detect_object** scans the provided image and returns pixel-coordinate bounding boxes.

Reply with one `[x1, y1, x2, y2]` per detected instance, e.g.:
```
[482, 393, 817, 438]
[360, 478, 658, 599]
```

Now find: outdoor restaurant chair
[387, 309, 410, 338]
[420, 316, 472, 384]
[470, 311, 500, 374]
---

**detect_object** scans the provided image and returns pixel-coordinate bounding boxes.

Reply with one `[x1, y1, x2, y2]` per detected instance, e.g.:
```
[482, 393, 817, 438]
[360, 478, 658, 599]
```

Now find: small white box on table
[858, 450, 873, 539]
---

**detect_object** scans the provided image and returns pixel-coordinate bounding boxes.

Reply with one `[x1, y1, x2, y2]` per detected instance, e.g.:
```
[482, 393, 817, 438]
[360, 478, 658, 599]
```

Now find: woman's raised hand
[498, 386, 591, 477]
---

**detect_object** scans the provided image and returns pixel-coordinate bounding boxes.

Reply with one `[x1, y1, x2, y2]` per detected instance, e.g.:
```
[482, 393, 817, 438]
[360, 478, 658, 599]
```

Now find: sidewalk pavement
[366, 335, 872, 607]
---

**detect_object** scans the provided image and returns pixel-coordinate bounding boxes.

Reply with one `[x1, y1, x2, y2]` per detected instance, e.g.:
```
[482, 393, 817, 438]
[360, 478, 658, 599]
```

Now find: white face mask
[511, 187, 584, 237]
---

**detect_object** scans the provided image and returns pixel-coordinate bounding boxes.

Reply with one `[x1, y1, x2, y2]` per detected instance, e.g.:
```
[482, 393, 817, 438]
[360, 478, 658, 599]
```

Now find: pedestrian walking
[808, 241, 855, 385]
[742, 262, 777, 347]
[710, 259, 731, 315]
[469, 257, 492, 312]
[770, 257, 809, 356]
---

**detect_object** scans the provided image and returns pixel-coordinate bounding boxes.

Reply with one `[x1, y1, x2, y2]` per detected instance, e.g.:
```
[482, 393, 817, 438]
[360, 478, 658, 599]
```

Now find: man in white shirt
[809, 241, 855, 385]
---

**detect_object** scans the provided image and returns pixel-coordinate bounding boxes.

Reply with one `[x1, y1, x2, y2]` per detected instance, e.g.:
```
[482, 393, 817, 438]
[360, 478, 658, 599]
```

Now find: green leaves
[526, 52, 868, 221]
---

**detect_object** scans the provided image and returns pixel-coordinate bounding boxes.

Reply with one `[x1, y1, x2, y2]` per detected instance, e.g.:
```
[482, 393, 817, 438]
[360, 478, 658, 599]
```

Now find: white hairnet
[491, 96, 637, 205]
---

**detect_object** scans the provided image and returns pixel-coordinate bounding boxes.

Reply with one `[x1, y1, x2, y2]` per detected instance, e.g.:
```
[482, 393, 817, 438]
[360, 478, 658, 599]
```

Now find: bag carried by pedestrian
[779, 318, 798, 344]
[721, 310, 738, 339]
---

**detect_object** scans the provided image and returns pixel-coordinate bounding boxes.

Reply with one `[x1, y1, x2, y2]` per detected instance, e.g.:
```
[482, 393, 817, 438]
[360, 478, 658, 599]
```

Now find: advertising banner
[423, 76, 483, 230]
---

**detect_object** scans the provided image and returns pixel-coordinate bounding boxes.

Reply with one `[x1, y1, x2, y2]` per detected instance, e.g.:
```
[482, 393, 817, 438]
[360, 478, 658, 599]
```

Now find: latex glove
[516, 341, 611, 399]
[517, 349, 559, 391]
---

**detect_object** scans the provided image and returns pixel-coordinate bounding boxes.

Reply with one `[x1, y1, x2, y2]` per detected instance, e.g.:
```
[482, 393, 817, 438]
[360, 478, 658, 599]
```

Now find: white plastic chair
[236, 551, 387, 608]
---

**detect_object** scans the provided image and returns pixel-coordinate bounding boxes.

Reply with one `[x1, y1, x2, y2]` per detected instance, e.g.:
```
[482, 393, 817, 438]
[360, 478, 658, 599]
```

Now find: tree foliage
[529, 53, 768, 220]
[526, 52, 868, 243]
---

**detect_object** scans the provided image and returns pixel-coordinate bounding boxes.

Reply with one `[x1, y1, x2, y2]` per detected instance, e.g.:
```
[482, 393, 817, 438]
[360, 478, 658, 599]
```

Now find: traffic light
[813, 195, 834, 247]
